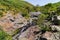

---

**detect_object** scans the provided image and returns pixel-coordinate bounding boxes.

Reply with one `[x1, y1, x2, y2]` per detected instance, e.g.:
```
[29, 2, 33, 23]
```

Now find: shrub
[0, 30, 12, 40]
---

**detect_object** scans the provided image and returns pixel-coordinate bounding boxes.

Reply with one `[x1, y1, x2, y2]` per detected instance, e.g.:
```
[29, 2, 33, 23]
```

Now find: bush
[0, 30, 12, 40]
[40, 24, 51, 31]
[0, 12, 3, 17]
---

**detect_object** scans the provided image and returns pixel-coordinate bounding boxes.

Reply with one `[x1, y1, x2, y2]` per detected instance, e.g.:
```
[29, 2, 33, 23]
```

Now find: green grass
[0, 30, 12, 40]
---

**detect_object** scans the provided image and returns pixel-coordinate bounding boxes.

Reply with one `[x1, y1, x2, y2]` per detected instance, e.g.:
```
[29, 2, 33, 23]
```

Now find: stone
[51, 25, 60, 31]
[0, 11, 28, 35]
[42, 31, 60, 40]
[13, 25, 40, 40]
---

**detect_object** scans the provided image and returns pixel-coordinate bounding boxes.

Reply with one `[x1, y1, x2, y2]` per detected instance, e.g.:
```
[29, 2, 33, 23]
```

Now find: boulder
[42, 31, 60, 40]
[0, 11, 28, 35]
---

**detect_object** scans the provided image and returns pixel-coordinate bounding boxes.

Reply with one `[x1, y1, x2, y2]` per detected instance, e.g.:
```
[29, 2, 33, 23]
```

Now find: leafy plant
[0, 30, 12, 40]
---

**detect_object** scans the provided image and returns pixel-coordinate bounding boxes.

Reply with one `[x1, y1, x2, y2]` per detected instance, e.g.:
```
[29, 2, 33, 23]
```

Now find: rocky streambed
[13, 24, 60, 40]
[0, 11, 60, 40]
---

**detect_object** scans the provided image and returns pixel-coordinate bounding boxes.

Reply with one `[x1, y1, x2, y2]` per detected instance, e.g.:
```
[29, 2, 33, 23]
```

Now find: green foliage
[41, 25, 51, 31]
[33, 5, 40, 12]
[40, 2, 60, 15]
[37, 14, 48, 25]
[0, 12, 3, 17]
[38, 2, 60, 31]
[37, 14, 52, 31]
[13, 28, 20, 36]
[0, 30, 12, 40]
[40, 2, 60, 22]
[0, 0, 36, 18]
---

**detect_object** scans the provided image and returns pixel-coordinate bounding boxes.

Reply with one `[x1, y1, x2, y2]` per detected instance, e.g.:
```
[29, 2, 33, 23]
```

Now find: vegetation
[0, 0, 60, 39]
[37, 2, 60, 31]
[0, 30, 12, 40]
[0, 0, 34, 17]
[37, 14, 52, 31]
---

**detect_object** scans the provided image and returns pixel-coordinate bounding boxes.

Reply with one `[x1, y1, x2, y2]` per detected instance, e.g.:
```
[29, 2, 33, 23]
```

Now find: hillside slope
[0, 0, 34, 17]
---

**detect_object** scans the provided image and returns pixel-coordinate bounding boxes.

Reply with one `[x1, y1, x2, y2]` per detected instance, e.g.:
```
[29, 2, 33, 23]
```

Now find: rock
[42, 31, 60, 40]
[0, 11, 60, 40]
[13, 25, 40, 40]
[0, 11, 28, 35]
[13, 24, 60, 40]
[51, 25, 60, 31]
